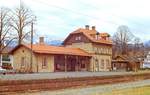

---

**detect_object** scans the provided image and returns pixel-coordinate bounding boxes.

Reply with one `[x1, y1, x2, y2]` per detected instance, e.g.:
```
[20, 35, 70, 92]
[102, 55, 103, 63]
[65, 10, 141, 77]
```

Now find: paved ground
[8, 79, 150, 95]
[0, 71, 140, 80]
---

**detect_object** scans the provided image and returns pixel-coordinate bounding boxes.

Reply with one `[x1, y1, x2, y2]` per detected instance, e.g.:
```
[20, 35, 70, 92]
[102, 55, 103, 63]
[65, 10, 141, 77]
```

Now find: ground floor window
[95, 59, 99, 71]
[42, 57, 47, 68]
[100, 59, 104, 69]
[106, 59, 111, 69]
[21, 57, 25, 67]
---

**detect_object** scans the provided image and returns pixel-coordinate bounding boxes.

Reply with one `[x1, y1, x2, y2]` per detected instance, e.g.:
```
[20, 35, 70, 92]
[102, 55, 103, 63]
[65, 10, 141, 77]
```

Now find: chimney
[39, 37, 44, 44]
[85, 25, 89, 30]
[96, 32, 99, 40]
[92, 26, 96, 30]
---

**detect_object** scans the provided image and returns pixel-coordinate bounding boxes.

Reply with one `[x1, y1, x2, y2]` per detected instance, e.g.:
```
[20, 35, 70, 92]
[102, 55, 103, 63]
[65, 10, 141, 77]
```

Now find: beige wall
[13, 46, 36, 72]
[92, 44, 112, 71]
[13, 46, 54, 73]
[66, 42, 93, 53]
[36, 54, 54, 72]
[91, 54, 111, 71]
[66, 42, 112, 71]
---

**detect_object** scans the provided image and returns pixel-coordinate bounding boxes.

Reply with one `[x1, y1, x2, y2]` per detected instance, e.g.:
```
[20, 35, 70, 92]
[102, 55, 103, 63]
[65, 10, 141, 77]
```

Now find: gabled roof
[83, 32, 112, 45]
[112, 55, 141, 63]
[64, 28, 112, 45]
[2, 47, 14, 54]
[10, 44, 91, 57]
[70, 28, 97, 35]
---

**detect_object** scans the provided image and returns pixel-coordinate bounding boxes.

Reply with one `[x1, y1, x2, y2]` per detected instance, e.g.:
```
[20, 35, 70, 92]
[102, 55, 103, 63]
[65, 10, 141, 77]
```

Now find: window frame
[100, 59, 104, 69]
[42, 57, 47, 68]
[21, 57, 25, 67]
[75, 36, 81, 41]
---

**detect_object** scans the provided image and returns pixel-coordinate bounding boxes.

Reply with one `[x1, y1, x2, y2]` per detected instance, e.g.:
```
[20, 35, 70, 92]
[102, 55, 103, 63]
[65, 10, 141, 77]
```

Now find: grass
[98, 86, 150, 95]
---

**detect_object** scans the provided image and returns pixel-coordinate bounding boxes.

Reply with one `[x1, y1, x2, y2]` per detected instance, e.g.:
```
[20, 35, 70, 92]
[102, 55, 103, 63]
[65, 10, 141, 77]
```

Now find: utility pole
[30, 22, 33, 73]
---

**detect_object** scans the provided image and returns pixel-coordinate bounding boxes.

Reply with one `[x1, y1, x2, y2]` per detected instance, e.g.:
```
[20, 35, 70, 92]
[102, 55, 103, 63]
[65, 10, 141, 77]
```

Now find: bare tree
[144, 40, 150, 51]
[11, 3, 36, 45]
[113, 25, 134, 55]
[133, 37, 141, 52]
[0, 7, 16, 66]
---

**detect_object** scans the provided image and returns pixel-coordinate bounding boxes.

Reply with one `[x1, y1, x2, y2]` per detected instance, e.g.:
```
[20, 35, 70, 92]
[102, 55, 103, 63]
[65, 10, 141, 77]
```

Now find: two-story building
[63, 25, 112, 71]
[10, 25, 112, 72]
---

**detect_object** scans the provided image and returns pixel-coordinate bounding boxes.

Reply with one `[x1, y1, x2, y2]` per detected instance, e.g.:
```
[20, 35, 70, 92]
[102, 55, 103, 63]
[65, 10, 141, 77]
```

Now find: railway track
[0, 73, 150, 93]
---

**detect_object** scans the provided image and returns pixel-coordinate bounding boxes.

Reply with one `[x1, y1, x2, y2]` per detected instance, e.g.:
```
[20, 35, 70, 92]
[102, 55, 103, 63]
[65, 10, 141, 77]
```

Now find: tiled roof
[11, 44, 91, 57]
[70, 28, 112, 45]
[83, 32, 112, 45]
[113, 55, 142, 63]
[99, 33, 110, 37]
[71, 28, 97, 35]
[2, 47, 14, 54]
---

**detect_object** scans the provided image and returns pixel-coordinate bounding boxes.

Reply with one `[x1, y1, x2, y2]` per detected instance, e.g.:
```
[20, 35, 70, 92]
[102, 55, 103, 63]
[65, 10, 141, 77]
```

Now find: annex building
[10, 25, 112, 72]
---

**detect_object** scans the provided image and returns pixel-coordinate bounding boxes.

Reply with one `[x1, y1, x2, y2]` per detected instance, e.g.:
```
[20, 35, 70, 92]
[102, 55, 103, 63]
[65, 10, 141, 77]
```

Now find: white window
[75, 36, 81, 41]
[78, 36, 81, 40]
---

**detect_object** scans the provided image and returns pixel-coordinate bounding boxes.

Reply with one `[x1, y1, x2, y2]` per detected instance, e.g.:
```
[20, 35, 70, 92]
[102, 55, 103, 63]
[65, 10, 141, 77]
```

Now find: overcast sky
[0, 0, 150, 41]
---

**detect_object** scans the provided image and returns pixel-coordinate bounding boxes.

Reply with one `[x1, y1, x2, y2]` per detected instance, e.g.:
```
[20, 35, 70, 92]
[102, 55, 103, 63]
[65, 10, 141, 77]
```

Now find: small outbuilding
[112, 55, 142, 71]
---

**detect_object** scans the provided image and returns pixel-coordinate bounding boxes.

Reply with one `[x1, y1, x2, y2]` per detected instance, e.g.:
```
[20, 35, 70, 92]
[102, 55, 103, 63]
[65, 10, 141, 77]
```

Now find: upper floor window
[106, 48, 108, 54]
[94, 47, 98, 53]
[75, 36, 81, 41]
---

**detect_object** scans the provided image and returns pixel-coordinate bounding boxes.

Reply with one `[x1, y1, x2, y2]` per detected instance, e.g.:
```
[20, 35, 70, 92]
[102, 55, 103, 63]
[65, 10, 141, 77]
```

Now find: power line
[31, 0, 119, 26]
[22, 0, 147, 42]
[79, 1, 144, 26]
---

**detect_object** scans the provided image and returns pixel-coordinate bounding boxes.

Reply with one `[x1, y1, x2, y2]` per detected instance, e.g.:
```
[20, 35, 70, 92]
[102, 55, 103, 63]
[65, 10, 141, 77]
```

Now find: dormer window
[75, 36, 81, 41]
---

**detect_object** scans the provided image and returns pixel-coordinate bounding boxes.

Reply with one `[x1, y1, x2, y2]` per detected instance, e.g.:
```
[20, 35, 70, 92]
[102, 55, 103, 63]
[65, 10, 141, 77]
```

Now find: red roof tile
[70, 28, 112, 45]
[11, 44, 91, 57]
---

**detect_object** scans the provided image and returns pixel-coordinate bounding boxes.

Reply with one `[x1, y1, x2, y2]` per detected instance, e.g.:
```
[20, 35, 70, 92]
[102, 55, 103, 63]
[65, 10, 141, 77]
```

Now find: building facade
[10, 43, 91, 72]
[10, 25, 112, 72]
[112, 55, 142, 71]
[63, 25, 112, 71]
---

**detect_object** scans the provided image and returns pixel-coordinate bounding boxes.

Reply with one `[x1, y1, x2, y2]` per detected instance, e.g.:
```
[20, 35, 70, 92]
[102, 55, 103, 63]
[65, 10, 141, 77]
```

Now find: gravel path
[0, 71, 145, 80]
[12, 79, 150, 95]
